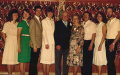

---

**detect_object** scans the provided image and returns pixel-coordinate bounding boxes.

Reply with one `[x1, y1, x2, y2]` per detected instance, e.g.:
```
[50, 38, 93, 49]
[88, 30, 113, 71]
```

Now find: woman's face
[23, 11, 30, 20]
[83, 13, 90, 21]
[47, 12, 53, 18]
[72, 16, 79, 25]
[97, 14, 103, 22]
[12, 13, 18, 21]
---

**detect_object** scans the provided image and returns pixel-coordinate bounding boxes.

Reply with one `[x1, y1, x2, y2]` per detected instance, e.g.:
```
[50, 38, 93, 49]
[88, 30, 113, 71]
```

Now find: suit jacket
[29, 16, 42, 48]
[54, 20, 72, 49]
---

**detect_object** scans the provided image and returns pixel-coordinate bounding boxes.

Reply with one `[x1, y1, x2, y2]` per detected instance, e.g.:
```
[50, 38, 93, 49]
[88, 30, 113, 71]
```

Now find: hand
[2, 40, 5, 47]
[109, 43, 115, 52]
[98, 44, 102, 51]
[33, 47, 37, 52]
[76, 46, 80, 54]
[56, 45, 61, 51]
[88, 44, 93, 51]
[18, 47, 21, 53]
[1, 42, 5, 47]
[45, 44, 49, 49]
[3, 43, 5, 47]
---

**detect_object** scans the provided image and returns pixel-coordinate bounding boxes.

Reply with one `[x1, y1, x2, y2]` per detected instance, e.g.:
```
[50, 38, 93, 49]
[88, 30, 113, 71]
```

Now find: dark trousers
[55, 49, 69, 75]
[29, 48, 40, 75]
[106, 39, 116, 75]
[81, 40, 93, 75]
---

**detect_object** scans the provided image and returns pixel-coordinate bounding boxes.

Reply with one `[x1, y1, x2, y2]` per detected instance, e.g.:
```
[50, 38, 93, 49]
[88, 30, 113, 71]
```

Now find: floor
[0, 72, 120, 75]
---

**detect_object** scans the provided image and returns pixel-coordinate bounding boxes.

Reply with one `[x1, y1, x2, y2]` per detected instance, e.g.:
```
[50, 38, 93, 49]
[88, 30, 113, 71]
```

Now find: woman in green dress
[17, 9, 31, 75]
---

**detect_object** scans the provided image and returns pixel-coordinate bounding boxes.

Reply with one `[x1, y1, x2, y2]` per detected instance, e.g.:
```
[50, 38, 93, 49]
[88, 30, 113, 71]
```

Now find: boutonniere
[70, 23, 72, 26]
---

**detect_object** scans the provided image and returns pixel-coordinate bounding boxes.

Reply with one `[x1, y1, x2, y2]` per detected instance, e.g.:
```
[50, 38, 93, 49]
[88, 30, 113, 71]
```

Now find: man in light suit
[29, 5, 42, 75]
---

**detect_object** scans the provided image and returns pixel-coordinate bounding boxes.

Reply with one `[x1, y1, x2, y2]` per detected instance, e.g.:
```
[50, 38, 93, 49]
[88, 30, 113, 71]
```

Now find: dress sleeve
[42, 20, 49, 45]
[17, 22, 23, 28]
[116, 19, 120, 31]
[2, 22, 8, 33]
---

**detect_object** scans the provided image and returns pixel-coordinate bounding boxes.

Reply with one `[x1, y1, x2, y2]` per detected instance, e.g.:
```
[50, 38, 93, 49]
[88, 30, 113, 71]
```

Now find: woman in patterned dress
[67, 14, 84, 75]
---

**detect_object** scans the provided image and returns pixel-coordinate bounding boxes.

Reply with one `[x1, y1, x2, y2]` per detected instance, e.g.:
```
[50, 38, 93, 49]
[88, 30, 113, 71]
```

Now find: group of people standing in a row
[1, 5, 120, 75]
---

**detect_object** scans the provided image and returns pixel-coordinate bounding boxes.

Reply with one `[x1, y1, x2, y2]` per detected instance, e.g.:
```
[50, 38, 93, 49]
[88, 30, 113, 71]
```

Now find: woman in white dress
[2, 9, 19, 75]
[40, 7, 55, 75]
[93, 12, 107, 75]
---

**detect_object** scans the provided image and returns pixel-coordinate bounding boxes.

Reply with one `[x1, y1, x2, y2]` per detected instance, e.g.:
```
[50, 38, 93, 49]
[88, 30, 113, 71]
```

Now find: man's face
[107, 8, 113, 18]
[83, 13, 89, 21]
[35, 8, 42, 16]
[62, 12, 69, 21]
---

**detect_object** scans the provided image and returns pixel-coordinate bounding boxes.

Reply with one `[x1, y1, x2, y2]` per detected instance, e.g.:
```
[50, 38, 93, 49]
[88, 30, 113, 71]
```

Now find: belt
[21, 34, 30, 36]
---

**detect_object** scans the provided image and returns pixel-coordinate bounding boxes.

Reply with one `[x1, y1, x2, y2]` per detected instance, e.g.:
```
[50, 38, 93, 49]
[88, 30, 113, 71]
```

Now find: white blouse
[106, 18, 120, 39]
[82, 20, 96, 40]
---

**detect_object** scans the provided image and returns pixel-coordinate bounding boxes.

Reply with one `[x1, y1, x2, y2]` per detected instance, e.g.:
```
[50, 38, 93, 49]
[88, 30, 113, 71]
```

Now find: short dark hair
[107, 7, 115, 12]
[22, 9, 31, 20]
[95, 12, 108, 23]
[46, 6, 54, 13]
[34, 5, 42, 11]
[82, 11, 93, 20]
[72, 13, 81, 23]
[7, 9, 19, 22]
[22, 9, 30, 15]
[72, 13, 81, 21]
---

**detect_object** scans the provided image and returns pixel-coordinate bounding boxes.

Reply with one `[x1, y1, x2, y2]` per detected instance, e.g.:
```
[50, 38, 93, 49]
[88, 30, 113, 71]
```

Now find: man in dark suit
[54, 11, 72, 75]
[29, 6, 42, 75]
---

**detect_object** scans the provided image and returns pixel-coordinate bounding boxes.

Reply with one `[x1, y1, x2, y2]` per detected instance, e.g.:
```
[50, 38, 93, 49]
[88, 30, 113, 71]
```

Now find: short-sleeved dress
[17, 20, 31, 63]
[67, 25, 84, 66]
[2, 21, 18, 64]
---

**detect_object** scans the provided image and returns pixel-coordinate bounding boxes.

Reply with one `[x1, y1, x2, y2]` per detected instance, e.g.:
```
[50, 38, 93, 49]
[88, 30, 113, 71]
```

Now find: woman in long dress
[2, 9, 19, 75]
[17, 9, 31, 75]
[67, 14, 84, 75]
[40, 7, 55, 75]
[93, 12, 107, 75]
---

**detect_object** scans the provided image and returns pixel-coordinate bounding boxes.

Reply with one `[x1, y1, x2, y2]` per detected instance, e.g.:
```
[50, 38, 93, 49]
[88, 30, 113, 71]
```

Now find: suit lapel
[67, 22, 70, 28]
[60, 20, 67, 28]
[33, 16, 41, 25]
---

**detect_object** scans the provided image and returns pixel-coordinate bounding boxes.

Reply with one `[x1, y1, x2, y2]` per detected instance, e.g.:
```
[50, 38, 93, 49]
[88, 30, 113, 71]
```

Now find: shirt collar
[83, 20, 91, 25]
[46, 17, 53, 21]
[109, 17, 116, 23]
[85, 20, 91, 24]
[62, 20, 68, 25]
[35, 15, 40, 20]
[62, 20, 68, 23]
[10, 21, 18, 25]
